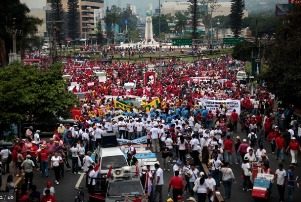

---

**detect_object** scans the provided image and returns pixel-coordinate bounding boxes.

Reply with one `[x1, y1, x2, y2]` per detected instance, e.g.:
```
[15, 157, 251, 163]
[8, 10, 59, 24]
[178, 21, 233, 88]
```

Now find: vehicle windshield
[107, 180, 143, 197]
[237, 72, 246, 77]
[101, 155, 127, 170]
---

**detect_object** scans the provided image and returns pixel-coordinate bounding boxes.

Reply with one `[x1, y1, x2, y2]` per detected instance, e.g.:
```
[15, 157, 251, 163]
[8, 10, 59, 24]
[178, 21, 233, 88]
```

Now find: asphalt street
[29, 127, 301, 202]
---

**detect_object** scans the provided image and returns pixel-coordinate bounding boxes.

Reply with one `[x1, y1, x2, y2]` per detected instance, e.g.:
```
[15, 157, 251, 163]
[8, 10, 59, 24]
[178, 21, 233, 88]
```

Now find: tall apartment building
[62, 0, 104, 39]
[46, 0, 104, 40]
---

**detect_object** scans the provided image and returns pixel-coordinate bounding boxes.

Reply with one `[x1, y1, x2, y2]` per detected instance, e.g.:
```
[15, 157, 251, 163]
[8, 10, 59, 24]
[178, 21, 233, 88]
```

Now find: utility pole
[159, 0, 162, 64]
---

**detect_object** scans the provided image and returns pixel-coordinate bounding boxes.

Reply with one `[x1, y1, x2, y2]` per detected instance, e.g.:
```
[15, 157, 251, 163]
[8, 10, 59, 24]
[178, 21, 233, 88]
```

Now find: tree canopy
[0, 63, 77, 125]
[67, 0, 79, 40]
[230, 0, 244, 37]
[263, 5, 301, 106]
[0, 0, 42, 66]
[242, 14, 280, 38]
[104, 6, 139, 43]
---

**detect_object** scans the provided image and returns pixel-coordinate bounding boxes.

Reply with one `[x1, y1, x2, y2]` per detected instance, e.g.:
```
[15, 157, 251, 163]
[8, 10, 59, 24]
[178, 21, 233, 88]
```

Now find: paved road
[29, 130, 301, 202]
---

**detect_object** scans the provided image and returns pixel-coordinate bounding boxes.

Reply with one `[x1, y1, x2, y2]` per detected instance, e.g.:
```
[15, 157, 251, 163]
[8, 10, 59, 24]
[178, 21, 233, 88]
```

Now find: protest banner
[113, 100, 132, 111]
[117, 136, 147, 145]
[198, 98, 241, 115]
[71, 107, 82, 120]
[142, 98, 161, 112]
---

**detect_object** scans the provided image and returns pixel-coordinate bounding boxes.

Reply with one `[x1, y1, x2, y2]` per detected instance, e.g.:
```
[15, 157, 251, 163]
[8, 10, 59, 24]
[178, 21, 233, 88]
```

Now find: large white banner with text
[198, 99, 241, 115]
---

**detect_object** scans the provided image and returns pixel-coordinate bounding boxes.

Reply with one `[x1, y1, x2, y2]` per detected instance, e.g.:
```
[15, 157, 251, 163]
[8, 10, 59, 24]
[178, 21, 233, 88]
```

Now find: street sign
[172, 38, 192, 46]
[223, 37, 244, 45]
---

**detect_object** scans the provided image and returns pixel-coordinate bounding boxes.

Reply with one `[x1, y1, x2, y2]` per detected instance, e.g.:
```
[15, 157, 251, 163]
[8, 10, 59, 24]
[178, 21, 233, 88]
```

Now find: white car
[98, 147, 128, 178]
[236, 70, 248, 81]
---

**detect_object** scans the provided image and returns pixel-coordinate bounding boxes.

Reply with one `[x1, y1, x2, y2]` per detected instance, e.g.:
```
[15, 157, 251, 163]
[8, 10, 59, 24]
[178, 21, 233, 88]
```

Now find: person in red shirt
[224, 135, 233, 164]
[38, 145, 49, 177]
[230, 109, 239, 131]
[237, 139, 249, 160]
[267, 129, 277, 153]
[287, 137, 301, 164]
[41, 189, 56, 202]
[275, 134, 285, 161]
[168, 170, 184, 202]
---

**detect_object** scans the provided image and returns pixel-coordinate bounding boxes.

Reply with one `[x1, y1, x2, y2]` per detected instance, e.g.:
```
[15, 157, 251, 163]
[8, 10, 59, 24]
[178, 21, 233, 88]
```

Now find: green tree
[96, 20, 104, 45]
[242, 14, 280, 38]
[67, 0, 79, 40]
[50, 0, 65, 44]
[174, 11, 188, 34]
[232, 41, 256, 61]
[0, 63, 77, 125]
[0, 0, 42, 66]
[263, 5, 301, 105]
[104, 6, 122, 43]
[152, 14, 170, 39]
[230, 0, 244, 37]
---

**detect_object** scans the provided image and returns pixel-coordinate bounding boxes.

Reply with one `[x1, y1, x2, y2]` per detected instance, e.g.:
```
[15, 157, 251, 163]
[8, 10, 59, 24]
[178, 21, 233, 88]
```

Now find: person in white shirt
[135, 119, 144, 138]
[154, 163, 164, 202]
[0, 146, 11, 174]
[87, 165, 98, 193]
[220, 163, 235, 199]
[190, 134, 200, 164]
[275, 163, 286, 202]
[165, 135, 173, 150]
[177, 136, 188, 162]
[150, 124, 160, 152]
[244, 149, 256, 162]
[193, 173, 208, 201]
[104, 120, 113, 132]
[127, 120, 135, 139]
[94, 125, 103, 147]
[209, 155, 223, 187]
[255, 145, 267, 162]
[33, 130, 41, 144]
[187, 164, 199, 195]
[70, 144, 79, 174]
[82, 152, 94, 172]
[118, 119, 127, 139]
[205, 173, 217, 202]
[241, 156, 252, 191]
[51, 152, 63, 184]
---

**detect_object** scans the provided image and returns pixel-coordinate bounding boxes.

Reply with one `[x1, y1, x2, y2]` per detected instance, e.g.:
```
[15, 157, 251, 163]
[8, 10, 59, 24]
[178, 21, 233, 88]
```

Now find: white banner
[198, 99, 241, 115]
[117, 136, 147, 145]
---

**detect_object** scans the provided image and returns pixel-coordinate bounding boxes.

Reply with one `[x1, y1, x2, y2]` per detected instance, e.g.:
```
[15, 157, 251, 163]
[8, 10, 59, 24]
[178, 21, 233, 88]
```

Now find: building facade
[62, 0, 104, 39]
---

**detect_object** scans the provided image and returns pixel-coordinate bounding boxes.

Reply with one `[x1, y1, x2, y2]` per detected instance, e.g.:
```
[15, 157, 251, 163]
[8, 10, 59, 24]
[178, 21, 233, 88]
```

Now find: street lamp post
[159, 0, 162, 64]
[216, 18, 220, 46]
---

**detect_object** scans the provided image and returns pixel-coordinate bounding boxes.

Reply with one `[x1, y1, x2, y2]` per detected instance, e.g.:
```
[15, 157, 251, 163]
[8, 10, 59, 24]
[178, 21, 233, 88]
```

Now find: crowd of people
[1, 55, 301, 202]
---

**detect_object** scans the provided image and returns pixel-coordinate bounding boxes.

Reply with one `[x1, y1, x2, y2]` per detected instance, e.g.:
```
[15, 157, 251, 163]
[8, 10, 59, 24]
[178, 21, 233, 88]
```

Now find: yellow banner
[142, 98, 161, 112]
[113, 100, 132, 111]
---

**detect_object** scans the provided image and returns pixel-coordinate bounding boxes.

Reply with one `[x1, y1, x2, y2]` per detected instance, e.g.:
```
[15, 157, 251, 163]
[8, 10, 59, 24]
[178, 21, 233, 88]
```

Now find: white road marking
[75, 173, 85, 189]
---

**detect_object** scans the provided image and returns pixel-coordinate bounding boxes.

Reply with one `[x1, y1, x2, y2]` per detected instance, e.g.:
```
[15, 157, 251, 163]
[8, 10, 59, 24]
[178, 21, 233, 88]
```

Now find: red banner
[71, 107, 82, 120]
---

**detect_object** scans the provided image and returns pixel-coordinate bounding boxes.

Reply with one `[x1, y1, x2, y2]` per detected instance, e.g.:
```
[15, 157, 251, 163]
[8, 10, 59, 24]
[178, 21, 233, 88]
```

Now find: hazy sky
[104, 0, 160, 15]
[21, 0, 160, 15]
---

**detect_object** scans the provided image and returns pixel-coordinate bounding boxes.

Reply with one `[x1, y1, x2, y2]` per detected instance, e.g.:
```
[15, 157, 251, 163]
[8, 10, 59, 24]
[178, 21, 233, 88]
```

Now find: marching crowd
[1, 56, 301, 202]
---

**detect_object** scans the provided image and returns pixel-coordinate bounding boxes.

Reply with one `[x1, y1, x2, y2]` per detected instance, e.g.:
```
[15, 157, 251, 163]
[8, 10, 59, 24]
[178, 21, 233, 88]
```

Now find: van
[236, 71, 247, 83]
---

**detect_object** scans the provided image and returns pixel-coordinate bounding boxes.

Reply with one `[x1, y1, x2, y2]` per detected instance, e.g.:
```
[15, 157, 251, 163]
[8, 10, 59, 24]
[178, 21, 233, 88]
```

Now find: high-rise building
[62, 0, 104, 39]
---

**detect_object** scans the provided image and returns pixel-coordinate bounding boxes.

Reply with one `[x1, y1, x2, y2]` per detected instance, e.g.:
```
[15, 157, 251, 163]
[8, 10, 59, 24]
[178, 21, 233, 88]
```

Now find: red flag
[94, 162, 100, 172]
[107, 165, 113, 178]
[71, 107, 81, 120]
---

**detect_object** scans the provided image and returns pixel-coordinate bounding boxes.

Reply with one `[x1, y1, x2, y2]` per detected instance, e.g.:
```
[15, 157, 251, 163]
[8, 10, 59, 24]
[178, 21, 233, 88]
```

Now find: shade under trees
[263, 5, 301, 106]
